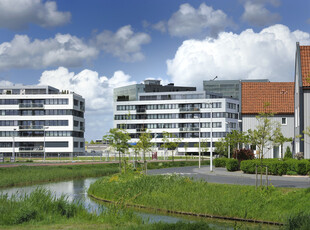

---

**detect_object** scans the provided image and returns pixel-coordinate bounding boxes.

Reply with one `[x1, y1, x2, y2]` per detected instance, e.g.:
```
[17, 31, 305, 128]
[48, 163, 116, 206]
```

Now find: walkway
[148, 166, 310, 188]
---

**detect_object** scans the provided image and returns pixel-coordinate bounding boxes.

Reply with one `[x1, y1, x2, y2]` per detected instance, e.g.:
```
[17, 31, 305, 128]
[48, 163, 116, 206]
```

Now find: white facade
[0, 86, 85, 158]
[114, 91, 240, 155]
[242, 115, 294, 158]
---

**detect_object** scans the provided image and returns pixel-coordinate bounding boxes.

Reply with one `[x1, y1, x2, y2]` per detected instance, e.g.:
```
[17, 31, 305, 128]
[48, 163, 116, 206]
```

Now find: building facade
[114, 81, 240, 155]
[0, 85, 85, 159]
[294, 43, 310, 159]
[242, 82, 294, 158]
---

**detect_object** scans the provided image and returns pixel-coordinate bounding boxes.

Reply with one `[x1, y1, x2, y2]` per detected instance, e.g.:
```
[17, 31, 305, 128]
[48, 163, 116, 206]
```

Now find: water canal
[0, 177, 280, 229]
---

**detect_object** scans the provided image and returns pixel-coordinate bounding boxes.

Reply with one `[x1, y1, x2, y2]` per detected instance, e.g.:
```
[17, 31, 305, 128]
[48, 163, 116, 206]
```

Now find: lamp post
[194, 115, 201, 168]
[43, 126, 49, 162]
[226, 122, 230, 158]
[12, 128, 16, 162]
[210, 103, 213, 172]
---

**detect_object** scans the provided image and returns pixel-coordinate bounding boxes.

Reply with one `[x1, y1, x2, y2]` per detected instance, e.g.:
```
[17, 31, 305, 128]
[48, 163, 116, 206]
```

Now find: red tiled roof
[242, 82, 294, 115]
[300, 46, 310, 87]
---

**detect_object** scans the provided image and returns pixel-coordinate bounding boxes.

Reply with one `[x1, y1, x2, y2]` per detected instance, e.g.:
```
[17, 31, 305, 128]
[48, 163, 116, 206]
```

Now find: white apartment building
[0, 85, 85, 159]
[114, 82, 240, 155]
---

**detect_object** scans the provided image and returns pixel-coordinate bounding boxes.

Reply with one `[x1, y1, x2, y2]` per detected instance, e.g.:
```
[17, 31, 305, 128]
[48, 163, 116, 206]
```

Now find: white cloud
[167, 3, 232, 38]
[0, 34, 98, 70]
[93, 25, 151, 62]
[167, 24, 310, 87]
[0, 0, 71, 29]
[39, 67, 136, 140]
[39, 67, 135, 111]
[152, 21, 166, 33]
[241, 0, 281, 27]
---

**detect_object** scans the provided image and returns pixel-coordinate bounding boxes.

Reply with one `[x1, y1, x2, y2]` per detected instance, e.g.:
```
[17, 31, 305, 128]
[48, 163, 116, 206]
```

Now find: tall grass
[0, 188, 143, 228]
[88, 173, 310, 223]
[0, 164, 118, 188]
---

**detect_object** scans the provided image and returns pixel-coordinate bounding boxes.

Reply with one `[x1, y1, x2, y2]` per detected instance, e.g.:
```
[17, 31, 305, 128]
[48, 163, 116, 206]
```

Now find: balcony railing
[80, 126, 85, 131]
[19, 147, 44, 152]
[19, 125, 44, 130]
[136, 128, 146, 132]
[19, 103, 44, 109]
[179, 107, 200, 112]
[179, 127, 199, 132]
[136, 108, 146, 113]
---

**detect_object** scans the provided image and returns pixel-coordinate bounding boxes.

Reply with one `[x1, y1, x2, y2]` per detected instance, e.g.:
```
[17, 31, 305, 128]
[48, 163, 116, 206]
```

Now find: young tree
[103, 128, 131, 173]
[214, 138, 228, 157]
[161, 131, 171, 160]
[90, 140, 95, 144]
[136, 130, 153, 174]
[247, 111, 281, 187]
[184, 142, 189, 160]
[169, 135, 183, 161]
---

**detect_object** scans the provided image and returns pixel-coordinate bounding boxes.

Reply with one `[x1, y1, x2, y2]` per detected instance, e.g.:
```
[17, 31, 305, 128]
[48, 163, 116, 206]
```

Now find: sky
[0, 0, 309, 141]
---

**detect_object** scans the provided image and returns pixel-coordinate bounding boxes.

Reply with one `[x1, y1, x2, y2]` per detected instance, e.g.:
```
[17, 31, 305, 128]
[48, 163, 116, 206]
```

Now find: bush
[226, 159, 239, 171]
[284, 146, 292, 159]
[295, 160, 308, 175]
[232, 148, 255, 162]
[286, 171, 298, 175]
[214, 158, 227, 167]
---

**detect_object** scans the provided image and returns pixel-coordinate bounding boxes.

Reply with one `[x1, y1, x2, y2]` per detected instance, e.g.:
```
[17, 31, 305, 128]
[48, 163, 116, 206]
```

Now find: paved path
[148, 166, 310, 188]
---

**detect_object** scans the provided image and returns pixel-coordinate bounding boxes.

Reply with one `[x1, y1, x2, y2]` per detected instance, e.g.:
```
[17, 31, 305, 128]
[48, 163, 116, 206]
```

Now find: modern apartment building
[0, 85, 85, 159]
[294, 43, 310, 158]
[114, 80, 240, 155]
[242, 82, 294, 158]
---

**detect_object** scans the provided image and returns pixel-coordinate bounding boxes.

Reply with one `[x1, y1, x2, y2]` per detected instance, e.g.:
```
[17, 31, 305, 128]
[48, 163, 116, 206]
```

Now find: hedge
[214, 158, 228, 167]
[226, 159, 239, 171]
[240, 159, 310, 176]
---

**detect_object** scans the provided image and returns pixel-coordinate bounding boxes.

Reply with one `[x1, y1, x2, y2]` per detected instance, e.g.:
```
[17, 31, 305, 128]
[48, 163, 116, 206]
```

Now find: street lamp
[43, 126, 49, 162]
[226, 122, 230, 158]
[194, 115, 201, 168]
[210, 103, 213, 172]
[12, 128, 16, 162]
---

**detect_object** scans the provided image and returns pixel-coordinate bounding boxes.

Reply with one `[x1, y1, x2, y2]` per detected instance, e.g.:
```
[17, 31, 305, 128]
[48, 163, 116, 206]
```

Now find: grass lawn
[88, 172, 310, 224]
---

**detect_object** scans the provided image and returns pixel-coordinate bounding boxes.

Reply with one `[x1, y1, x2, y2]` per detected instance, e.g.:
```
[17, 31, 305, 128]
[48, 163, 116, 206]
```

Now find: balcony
[179, 107, 200, 113]
[19, 125, 44, 130]
[80, 126, 85, 131]
[179, 127, 199, 132]
[136, 128, 146, 132]
[19, 103, 44, 109]
[136, 108, 146, 113]
[19, 147, 44, 152]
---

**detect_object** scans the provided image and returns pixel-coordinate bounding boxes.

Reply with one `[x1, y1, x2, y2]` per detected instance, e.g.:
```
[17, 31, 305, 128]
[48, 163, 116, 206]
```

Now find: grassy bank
[88, 173, 310, 223]
[0, 188, 215, 230]
[0, 164, 118, 188]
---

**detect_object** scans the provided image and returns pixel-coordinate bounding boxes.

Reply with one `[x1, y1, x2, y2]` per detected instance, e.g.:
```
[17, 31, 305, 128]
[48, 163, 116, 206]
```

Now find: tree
[184, 142, 189, 160]
[215, 138, 228, 157]
[90, 140, 95, 144]
[136, 130, 153, 174]
[161, 131, 171, 160]
[303, 126, 310, 138]
[247, 111, 282, 187]
[226, 130, 249, 151]
[194, 139, 209, 158]
[103, 128, 131, 173]
[161, 132, 182, 161]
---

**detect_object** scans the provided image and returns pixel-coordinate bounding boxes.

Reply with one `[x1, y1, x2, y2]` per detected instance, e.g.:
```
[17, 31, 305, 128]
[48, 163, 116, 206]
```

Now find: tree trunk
[118, 151, 121, 173]
[143, 150, 147, 174]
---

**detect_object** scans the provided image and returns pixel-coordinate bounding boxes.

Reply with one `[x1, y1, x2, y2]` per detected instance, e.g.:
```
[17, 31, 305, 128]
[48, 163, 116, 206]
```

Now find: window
[282, 117, 287, 125]
[74, 142, 79, 148]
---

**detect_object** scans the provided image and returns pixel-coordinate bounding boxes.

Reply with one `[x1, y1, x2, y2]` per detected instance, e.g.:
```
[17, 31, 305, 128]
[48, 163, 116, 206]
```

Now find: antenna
[211, 76, 218, 81]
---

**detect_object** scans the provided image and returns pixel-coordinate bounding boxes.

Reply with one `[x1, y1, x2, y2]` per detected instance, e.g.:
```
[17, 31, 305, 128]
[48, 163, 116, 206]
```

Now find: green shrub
[214, 158, 227, 167]
[295, 160, 308, 175]
[226, 159, 239, 171]
[240, 159, 260, 174]
[284, 146, 292, 159]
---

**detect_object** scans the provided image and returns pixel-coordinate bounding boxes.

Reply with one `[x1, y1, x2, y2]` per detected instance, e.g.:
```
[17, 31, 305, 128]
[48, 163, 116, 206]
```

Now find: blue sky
[0, 0, 309, 141]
